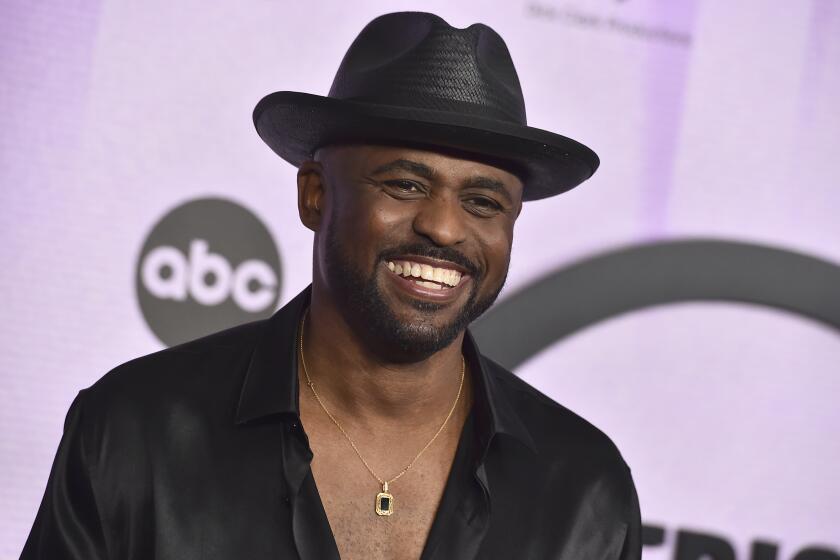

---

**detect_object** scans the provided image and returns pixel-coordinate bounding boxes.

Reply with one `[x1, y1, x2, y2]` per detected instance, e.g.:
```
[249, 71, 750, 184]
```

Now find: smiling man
[22, 11, 640, 560]
[306, 145, 521, 362]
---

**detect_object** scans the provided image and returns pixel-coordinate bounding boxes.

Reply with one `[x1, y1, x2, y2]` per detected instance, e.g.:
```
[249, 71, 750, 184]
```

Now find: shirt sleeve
[20, 390, 109, 560]
[618, 466, 642, 560]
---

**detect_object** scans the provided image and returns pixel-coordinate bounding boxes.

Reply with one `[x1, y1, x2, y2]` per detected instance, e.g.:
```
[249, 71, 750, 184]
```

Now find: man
[22, 11, 641, 560]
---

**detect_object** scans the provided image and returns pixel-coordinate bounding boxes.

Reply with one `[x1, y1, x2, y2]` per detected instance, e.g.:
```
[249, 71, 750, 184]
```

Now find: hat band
[334, 92, 526, 126]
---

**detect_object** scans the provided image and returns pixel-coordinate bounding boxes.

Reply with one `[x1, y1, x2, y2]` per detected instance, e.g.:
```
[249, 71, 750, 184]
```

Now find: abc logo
[136, 198, 282, 346]
[142, 240, 276, 312]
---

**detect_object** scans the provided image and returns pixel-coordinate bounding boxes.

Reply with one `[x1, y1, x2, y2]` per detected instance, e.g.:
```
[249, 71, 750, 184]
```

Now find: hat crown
[328, 12, 527, 125]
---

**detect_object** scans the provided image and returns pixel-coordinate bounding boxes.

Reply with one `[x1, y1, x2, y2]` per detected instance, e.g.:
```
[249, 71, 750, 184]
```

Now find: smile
[385, 260, 463, 291]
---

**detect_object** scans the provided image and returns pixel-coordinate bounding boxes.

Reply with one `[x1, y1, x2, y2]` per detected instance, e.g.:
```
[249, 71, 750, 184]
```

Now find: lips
[382, 256, 472, 302]
[385, 258, 463, 289]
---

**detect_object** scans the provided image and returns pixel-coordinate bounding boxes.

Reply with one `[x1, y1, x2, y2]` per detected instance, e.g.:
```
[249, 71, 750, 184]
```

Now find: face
[302, 143, 524, 362]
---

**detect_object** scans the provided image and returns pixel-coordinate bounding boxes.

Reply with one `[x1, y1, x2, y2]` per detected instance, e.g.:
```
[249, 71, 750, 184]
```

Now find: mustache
[379, 243, 480, 277]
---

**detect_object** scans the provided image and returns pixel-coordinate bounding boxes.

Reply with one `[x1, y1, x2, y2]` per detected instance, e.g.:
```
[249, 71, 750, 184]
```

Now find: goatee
[323, 225, 508, 362]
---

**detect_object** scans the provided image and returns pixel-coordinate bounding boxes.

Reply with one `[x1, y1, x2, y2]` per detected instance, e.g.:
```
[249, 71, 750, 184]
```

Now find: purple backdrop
[2, 0, 838, 557]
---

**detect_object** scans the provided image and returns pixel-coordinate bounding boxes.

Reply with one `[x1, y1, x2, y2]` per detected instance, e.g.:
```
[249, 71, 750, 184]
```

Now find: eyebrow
[464, 175, 514, 205]
[370, 158, 514, 205]
[370, 159, 436, 181]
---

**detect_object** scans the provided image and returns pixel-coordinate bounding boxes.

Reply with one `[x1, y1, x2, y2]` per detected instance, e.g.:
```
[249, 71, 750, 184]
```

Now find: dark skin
[296, 143, 524, 560]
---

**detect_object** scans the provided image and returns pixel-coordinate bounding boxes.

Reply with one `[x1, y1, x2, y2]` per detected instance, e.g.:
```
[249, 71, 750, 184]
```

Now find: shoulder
[478, 355, 640, 525]
[481, 355, 633, 481]
[78, 319, 270, 433]
[478, 355, 641, 535]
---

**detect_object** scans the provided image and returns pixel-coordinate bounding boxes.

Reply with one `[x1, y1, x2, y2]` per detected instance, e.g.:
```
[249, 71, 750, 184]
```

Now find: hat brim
[253, 91, 599, 201]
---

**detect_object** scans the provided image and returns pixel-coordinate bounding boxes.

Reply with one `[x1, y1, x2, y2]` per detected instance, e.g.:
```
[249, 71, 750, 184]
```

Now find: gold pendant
[375, 482, 394, 516]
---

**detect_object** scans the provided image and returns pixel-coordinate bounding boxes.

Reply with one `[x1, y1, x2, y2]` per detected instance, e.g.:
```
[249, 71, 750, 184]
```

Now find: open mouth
[385, 259, 464, 291]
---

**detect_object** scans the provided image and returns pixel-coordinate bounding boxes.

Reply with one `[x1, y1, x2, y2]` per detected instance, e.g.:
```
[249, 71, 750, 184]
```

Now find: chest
[305, 420, 462, 560]
[312, 466, 443, 559]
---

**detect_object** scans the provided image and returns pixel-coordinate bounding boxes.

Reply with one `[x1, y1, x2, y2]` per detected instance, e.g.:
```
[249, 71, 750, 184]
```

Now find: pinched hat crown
[328, 12, 526, 125]
[254, 11, 599, 200]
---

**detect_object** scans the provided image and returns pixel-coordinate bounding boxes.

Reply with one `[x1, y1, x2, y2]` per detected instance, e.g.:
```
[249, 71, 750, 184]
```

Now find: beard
[322, 223, 508, 362]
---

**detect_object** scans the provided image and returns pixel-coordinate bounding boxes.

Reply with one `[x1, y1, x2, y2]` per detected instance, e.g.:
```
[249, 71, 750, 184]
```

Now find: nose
[412, 196, 466, 247]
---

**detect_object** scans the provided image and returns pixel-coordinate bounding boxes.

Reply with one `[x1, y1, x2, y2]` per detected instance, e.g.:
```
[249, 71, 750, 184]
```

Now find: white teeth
[415, 280, 442, 290]
[385, 260, 464, 288]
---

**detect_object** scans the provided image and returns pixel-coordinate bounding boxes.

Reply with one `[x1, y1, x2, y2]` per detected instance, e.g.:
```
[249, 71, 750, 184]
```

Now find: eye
[464, 196, 504, 216]
[383, 179, 424, 197]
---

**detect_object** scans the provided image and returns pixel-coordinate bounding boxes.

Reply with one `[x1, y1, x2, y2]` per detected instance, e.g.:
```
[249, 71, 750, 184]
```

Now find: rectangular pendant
[375, 491, 394, 516]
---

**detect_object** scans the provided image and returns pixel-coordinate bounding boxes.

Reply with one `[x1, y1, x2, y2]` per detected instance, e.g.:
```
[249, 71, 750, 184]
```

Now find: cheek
[369, 204, 402, 234]
[370, 191, 419, 225]
[331, 193, 409, 258]
[476, 222, 514, 277]
[356, 192, 418, 239]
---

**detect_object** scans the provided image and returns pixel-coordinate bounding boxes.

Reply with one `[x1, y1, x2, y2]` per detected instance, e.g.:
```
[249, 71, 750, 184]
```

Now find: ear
[297, 160, 326, 232]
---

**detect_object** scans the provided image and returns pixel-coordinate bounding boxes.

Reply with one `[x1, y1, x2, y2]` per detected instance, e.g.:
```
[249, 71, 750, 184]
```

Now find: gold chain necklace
[298, 310, 465, 517]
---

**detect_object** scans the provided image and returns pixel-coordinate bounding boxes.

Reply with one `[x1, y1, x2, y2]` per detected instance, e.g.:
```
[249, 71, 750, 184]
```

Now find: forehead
[315, 143, 525, 195]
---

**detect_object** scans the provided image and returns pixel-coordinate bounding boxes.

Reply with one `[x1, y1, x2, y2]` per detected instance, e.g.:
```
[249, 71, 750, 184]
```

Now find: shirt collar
[235, 286, 536, 455]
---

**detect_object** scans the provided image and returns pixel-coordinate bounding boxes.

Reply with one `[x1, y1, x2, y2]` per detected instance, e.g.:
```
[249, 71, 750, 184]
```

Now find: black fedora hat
[253, 11, 599, 201]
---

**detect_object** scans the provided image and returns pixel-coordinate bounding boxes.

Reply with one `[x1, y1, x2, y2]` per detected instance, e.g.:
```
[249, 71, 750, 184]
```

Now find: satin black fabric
[22, 287, 641, 559]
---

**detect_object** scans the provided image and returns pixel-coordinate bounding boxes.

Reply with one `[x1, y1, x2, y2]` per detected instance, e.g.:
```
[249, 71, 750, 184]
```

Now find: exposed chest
[304, 417, 464, 560]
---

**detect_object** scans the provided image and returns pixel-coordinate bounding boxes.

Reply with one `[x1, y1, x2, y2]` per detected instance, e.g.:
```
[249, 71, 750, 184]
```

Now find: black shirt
[22, 287, 641, 559]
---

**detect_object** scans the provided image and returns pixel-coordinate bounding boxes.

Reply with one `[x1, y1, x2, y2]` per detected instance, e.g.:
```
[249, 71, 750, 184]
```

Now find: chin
[321, 226, 504, 361]
[371, 320, 462, 363]
[362, 287, 468, 361]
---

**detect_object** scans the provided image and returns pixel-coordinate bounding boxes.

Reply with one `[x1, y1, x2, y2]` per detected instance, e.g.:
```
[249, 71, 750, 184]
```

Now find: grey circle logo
[136, 197, 282, 346]
[473, 239, 840, 369]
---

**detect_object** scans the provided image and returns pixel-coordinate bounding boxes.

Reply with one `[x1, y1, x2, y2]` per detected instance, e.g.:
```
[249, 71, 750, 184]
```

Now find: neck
[300, 289, 469, 428]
